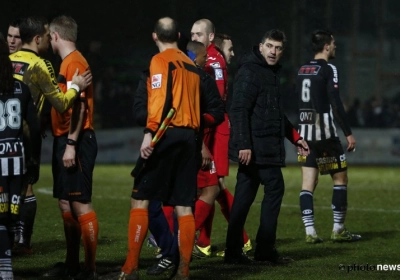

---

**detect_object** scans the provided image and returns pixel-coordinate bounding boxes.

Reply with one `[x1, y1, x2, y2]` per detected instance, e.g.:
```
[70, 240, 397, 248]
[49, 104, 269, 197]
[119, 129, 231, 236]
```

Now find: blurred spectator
[346, 98, 365, 127]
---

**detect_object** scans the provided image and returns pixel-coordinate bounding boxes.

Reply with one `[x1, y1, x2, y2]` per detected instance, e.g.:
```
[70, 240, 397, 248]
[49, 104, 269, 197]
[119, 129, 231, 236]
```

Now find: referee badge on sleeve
[151, 74, 162, 89]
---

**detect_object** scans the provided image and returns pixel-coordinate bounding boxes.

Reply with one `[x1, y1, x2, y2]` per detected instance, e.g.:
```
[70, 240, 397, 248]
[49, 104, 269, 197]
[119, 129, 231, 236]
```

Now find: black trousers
[225, 162, 284, 258]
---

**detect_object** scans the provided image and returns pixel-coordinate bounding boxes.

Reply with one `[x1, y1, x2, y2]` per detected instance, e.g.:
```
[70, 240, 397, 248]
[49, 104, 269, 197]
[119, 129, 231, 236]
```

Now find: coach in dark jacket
[224, 29, 309, 265]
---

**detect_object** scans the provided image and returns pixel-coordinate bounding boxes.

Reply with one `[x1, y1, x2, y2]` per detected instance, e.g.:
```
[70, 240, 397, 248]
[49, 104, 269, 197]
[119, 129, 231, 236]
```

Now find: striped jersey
[296, 59, 352, 141]
[0, 80, 34, 176]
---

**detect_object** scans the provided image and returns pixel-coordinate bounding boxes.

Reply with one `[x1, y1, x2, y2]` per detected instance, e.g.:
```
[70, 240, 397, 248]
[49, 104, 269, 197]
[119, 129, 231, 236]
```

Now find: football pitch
[13, 164, 400, 280]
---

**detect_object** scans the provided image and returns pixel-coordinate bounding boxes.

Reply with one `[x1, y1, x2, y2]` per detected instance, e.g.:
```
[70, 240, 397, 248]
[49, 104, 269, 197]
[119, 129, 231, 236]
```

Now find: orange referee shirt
[147, 48, 201, 133]
[51, 50, 94, 136]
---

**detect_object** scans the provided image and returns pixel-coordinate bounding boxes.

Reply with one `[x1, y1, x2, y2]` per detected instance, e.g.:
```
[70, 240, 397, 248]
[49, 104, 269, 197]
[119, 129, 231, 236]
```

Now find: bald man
[109, 17, 201, 280]
[191, 19, 252, 259]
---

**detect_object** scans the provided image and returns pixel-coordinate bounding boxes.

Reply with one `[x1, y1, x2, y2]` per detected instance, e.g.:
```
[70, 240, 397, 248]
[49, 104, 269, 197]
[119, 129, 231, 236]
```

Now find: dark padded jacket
[228, 46, 301, 166]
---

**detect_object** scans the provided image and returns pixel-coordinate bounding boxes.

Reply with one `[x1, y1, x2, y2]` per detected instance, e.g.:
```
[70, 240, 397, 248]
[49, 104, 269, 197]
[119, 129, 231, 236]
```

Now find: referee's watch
[67, 138, 77, 146]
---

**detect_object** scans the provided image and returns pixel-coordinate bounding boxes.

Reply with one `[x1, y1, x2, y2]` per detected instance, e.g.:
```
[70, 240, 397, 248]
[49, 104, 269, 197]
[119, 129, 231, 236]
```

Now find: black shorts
[299, 138, 347, 175]
[52, 130, 98, 201]
[132, 128, 198, 207]
[0, 175, 22, 222]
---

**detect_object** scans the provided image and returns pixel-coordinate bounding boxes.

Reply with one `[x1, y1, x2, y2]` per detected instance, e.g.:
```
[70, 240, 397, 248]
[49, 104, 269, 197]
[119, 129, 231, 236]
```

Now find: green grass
[13, 165, 400, 280]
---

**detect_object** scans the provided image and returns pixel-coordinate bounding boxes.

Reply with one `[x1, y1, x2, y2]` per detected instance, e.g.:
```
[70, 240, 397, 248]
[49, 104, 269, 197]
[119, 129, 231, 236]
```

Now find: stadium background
[1, 0, 400, 164]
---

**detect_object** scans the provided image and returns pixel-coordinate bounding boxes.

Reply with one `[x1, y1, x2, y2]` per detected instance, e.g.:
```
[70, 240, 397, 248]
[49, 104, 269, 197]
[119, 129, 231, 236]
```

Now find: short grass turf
[12, 165, 400, 280]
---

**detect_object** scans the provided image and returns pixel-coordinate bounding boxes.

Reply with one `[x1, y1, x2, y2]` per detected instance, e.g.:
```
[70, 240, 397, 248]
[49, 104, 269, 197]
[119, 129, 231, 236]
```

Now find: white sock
[333, 223, 344, 233]
[305, 226, 317, 236]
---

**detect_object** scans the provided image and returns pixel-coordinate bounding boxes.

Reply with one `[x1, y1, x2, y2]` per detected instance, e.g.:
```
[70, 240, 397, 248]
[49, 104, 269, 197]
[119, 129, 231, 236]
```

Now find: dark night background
[1, 0, 400, 129]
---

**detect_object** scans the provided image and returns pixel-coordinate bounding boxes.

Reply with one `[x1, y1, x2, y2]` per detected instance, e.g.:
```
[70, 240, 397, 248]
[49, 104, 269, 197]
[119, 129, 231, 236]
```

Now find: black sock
[0, 224, 13, 279]
[19, 195, 37, 247]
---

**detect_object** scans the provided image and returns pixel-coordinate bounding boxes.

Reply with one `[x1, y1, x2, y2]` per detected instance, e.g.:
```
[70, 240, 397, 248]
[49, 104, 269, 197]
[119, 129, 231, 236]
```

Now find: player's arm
[21, 82, 41, 184]
[326, 65, 352, 137]
[63, 99, 85, 168]
[145, 56, 167, 135]
[62, 61, 88, 168]
[133, 70, 149, 127]
[229, 66, 258, 164]
[141, 56, 167, 158]
[200, 72, 225, 127]
[326, 65, 355, 152]
[36, 59, 92, 113]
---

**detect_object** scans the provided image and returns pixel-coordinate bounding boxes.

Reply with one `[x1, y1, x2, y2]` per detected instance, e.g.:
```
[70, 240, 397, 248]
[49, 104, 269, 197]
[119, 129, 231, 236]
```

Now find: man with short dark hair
[225, 29, 309, 264]
[110, 17, 201, 280]
[7, 18, 22, 54]
[213, 33, 234, 65]
[9, 16, 92, 255]
[296, 30, 361, 244]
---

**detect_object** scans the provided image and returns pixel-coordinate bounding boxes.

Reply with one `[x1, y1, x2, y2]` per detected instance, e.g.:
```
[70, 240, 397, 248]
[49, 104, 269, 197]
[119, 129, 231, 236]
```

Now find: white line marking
[37, 188, 399, 213]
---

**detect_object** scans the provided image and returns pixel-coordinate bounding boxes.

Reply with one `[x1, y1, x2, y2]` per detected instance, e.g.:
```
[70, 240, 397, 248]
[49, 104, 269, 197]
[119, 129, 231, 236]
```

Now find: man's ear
[178, 32, 181, 39]
[209, 32, 215, 42]
[152, 32, 157, 42]
[34, 35, 41, 45]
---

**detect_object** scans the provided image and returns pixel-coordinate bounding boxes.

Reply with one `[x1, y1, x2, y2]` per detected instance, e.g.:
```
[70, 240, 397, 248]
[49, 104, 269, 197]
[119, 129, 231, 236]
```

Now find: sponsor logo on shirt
[151, 74, 162, 89]
[210, 62, 221, 68]
[298, 65, 321, 75]
[328, 64, 338, 83]
[215, 69, 224, 80]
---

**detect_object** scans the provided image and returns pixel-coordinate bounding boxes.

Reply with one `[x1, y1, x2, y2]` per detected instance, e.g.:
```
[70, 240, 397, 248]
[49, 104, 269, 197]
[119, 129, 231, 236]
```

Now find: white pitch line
[281, 203, 400, 213]
[37, 188, 400, 214]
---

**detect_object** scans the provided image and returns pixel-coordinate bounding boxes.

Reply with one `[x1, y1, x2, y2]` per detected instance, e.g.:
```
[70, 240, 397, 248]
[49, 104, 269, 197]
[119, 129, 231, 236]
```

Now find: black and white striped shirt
[296, 59, 352, 141]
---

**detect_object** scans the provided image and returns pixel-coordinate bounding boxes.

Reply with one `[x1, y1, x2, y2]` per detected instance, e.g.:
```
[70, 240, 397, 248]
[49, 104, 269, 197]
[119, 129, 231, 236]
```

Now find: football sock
[332, 185, 347, 233]
[197, 204, 215, 247]
[300, 190, 316, 236]
[177, 214, 195, 277]
[0, 224, 13, 280]
[216, 188, 249, 244]
[78, 211, 98, 271]
[194, 200, 213, 231]
[162, 205, 175, 233]
[62, 212, 81, 271]
[122, 208, 148, 274]
[19, 195, 37, 247]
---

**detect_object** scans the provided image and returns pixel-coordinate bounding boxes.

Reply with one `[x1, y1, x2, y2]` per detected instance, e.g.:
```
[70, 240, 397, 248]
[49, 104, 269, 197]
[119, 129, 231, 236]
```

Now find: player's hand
[140, 133, 154, 159]
[346, 135, 356, 152]
[238, 149, 251, 165]
[296, 139, 310, 156]
[72, 68, 92, 91]
[63, 144, 76, 168]
[201, 142, 212, 170]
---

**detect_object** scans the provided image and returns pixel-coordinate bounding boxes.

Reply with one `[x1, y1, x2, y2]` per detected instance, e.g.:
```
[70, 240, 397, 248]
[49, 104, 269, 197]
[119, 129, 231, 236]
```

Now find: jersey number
[301, 79, 311, 102]
[0, 99, 21, 131]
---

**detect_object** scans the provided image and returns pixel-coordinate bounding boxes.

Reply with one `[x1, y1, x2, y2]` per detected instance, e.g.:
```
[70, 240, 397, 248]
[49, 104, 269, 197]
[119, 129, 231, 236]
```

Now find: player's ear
[178, 32, 181, 39]
[209, 32, 214, 42]
[152, 32, 158, 42]
[34, 35, 41, 45]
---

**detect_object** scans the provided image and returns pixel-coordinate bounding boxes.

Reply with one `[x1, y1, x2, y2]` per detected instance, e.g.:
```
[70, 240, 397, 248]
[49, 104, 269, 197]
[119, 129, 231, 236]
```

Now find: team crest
[210, 62, 221, 68]
[151, 74, 162, 89]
